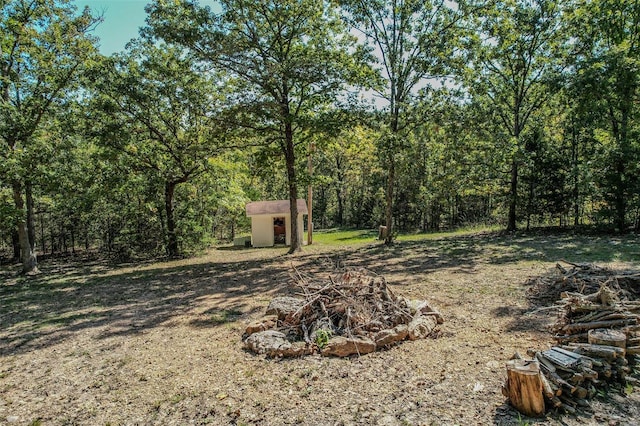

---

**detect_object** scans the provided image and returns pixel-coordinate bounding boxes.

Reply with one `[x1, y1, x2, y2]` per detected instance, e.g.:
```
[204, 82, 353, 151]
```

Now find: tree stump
[378, 226, 388, 240]
[504, 359, 545, 417]
[588, 328, 626, 350]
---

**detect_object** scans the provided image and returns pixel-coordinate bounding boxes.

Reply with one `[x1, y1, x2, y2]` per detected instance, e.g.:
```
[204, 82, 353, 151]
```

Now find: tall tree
[146, 0, 360, 253]
[569, 0, 640, 231]
[340, 0, 477, 244]
[91, 40, 222, 257]
[0, 0, 100, 273]
[468, 0, 566, 231]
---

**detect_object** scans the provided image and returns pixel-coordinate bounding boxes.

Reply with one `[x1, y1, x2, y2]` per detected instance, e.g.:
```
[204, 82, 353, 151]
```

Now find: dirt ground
[1, 232, 640, 425]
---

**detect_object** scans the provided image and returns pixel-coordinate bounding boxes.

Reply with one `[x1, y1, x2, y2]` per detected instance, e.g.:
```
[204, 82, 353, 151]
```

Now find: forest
[2, 0, 639, 274]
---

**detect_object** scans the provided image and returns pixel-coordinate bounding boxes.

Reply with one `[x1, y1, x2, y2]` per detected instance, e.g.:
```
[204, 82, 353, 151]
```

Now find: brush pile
[526, 261, 640, 306]
[243, 268, 443, 357]
[505, 262, 640, 416]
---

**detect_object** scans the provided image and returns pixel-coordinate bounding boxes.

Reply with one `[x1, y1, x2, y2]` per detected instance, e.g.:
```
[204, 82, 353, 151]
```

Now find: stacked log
[552, 284, 640, 352]
[506, 262, 640, 416]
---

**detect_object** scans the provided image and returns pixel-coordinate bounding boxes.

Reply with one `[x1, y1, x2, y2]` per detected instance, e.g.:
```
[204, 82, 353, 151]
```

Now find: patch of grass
[396, 224, 503, 242]
[311, 228, 378, 245]
[516, 413, 532, 426]
[210, 309, 242, 324]
[169, 393, 186, 404]
[314, 329, 332, 349]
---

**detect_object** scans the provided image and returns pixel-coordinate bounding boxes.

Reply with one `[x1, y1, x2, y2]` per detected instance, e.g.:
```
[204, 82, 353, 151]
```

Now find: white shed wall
[297, 214, 305, 246]
[250, 213, 305, 247]
[251, 215, 275, 247]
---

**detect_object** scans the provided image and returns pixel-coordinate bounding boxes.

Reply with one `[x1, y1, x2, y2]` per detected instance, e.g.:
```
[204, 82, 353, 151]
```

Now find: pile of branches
[553, 285, 640, 346]
[243, 268, 443, 357]
[526, 261, 640, 305]
[288, 268, 413, 341]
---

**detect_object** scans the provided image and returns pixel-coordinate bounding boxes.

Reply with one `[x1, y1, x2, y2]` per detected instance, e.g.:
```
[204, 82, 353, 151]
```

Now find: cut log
[505, 359, 545, 417]
[626, 346, 640, 355]
[554, 333, 588, 344]
[566, 343, 625, 360]
[562, 318, 637, 334]
[588, 328, 627, 348]
[627, 337, 640, 346]
[539, 371, 556, 399]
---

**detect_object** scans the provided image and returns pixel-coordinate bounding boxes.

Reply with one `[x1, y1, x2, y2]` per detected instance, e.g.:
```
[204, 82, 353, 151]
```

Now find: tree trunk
[26, 181, 36, 251]
[11, 230, 20, 261]
[12, 181, 39, 274]
[40, 209, 46, 254]
[284, 120, 300, 254]
[335, 157, 344, 226]
[507, 160, 518, 231]
[165, 181, 179, 257]
[384, 156, 395, 245]
[613, 154, 626, 232]
[571, 118, 580, 227]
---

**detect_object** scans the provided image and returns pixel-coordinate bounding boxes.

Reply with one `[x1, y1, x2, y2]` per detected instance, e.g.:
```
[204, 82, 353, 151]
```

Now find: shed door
[274, 217, 286, 244]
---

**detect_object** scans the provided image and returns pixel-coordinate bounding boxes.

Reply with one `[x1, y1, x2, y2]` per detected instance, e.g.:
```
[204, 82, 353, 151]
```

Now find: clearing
[1, 230, 639, 425]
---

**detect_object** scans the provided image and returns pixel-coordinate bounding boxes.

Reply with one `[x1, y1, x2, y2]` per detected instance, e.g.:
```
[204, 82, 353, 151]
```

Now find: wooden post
[307, 142, 314, 245]
[504, 359, 545, 417]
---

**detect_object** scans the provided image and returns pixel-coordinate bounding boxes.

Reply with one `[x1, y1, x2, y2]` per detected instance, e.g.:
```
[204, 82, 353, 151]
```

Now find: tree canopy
[2, 0, 639, 267]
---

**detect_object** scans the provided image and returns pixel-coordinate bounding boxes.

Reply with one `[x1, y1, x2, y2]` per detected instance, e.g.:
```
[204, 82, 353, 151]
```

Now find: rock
[6, 416, 19, 423]
[408, 314, 438, 340]
[406, 299, 444, 324]
[374, 324, 409, 347]
[243, 330, 313, 357]
[265, 297, 305, 320]
[244, 315, 278, 337]
[244, 330, 290, 355]
[321, 336, 376, 357]
[281, 341, 315, 357]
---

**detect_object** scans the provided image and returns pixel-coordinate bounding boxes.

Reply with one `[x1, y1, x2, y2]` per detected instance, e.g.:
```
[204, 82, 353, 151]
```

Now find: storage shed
[245, 199, 308, 248]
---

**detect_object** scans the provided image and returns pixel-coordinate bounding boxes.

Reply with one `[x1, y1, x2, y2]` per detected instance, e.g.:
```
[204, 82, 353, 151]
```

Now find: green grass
[310, 225, 503, 246]
[309, 228, 378, 245]
[308, 227, 640, 265]
[210, 309, 242, 324]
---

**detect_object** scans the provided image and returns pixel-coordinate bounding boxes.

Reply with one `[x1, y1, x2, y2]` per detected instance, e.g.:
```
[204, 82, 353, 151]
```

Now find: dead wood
[515, 262, 640, 417]
[243, 268, 443, 357]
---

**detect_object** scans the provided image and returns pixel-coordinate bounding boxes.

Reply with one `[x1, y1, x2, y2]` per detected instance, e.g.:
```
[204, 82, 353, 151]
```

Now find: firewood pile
[243, 268, 443, 357]
[526, 261, 640, 305]
[504, 262, 640, 416]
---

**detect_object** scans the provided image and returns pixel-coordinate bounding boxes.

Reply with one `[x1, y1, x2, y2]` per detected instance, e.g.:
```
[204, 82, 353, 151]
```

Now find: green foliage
[314, 329, 332, 349]
[145, 0, 364, 253]
[4, 0, 640, 262]
[340, 0, 482, 241]
[568, 0, 640, 230]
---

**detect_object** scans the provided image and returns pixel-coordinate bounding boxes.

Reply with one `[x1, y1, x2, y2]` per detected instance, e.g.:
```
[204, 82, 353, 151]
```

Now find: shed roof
[246, 199, 308, 216]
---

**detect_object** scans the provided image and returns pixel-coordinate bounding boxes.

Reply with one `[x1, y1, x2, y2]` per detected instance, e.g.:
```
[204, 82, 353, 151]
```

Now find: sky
[74, 1, 219, 55]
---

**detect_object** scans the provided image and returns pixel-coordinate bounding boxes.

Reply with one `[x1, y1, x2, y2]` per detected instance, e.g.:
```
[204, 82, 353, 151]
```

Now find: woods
[2, 0, 640, 268]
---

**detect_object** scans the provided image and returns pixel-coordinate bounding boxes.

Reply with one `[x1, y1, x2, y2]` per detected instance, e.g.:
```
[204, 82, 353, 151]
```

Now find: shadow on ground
[1, 231, 638, 357]
[0, 254, 294, 356]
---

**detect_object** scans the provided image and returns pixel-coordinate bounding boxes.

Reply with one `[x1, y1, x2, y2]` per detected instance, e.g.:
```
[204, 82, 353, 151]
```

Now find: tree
[146, 0, 360, 253]
[1, 0, 100, 273]
[340, 0, 477, 244]
[569, 0, 640, 231]
[468, 0, 566, 231]
[91, 39, 222, 257]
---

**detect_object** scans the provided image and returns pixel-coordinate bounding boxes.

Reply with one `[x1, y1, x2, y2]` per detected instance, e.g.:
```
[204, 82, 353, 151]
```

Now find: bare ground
[1, 232, 640, 425]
